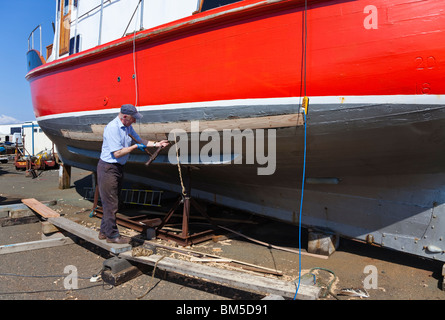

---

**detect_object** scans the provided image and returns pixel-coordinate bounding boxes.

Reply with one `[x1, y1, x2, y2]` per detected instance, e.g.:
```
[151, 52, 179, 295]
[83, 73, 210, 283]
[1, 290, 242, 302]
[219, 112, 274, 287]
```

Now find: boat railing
[70, 0, 145, 48]
[27, 24, 46, 71]
[28, 25, 42, 54]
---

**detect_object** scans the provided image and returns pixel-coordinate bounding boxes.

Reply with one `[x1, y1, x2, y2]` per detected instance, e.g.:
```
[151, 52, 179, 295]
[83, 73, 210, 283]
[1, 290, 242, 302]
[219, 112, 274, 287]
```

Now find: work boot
[98, 232, 106, 240]
[106, 235, 130, 244]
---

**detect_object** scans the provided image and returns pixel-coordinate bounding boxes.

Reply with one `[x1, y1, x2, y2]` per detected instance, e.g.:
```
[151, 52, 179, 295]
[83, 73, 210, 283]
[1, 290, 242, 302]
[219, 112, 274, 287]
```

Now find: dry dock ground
[0, 161, 444, 303]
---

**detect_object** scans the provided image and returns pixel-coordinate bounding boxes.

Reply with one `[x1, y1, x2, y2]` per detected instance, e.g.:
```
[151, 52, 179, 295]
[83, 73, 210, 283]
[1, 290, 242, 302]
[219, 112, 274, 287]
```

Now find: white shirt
[99, 116, 141, 165]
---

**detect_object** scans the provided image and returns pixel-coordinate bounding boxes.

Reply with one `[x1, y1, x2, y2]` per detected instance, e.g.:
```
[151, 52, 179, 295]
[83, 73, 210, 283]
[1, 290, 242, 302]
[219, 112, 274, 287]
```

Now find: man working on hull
[97, 104, 169, 244]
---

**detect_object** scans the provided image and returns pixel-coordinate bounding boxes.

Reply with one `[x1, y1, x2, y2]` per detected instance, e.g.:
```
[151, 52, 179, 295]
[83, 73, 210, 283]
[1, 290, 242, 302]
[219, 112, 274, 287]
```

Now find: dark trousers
[97, 159, 124, 239]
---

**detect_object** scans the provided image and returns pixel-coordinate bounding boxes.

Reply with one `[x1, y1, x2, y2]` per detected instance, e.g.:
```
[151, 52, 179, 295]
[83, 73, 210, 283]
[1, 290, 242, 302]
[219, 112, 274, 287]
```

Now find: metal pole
[55, 0, 60, 59]
[195, 0, 203, 13]
[31, 123, 35, 156]
[39, 25, 42, 55]
[98, 0, 104, 45]
[74, 0, 79, 53]
[140, 0, 144, 30]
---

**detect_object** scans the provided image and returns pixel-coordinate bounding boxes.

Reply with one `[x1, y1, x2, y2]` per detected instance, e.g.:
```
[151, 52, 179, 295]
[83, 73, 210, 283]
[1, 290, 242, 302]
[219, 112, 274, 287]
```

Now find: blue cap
[120, 104, 142, 119]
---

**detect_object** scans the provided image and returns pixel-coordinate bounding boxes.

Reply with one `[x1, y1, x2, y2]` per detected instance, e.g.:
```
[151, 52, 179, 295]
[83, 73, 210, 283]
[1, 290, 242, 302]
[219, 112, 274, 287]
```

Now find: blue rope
[293, 110, 307, 300]
[294, 0, 309, 300]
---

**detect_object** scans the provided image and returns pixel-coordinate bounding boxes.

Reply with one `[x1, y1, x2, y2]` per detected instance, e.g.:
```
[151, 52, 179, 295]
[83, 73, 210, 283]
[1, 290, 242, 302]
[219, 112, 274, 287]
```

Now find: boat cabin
[30, 0, 244, 67]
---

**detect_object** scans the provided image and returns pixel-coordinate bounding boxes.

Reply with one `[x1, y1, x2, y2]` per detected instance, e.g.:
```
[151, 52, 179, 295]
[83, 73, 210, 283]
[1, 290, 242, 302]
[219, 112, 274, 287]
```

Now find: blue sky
[0, 1, 56, 124]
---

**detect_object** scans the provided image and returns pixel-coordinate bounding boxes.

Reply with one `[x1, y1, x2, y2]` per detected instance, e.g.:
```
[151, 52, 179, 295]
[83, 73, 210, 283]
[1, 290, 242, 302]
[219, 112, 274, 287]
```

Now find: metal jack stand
[156, 166, 216, 246]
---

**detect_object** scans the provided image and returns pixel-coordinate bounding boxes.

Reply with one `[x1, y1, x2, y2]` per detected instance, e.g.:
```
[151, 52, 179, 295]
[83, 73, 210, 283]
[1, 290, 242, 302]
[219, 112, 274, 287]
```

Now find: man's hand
[156, 140, 170, 148]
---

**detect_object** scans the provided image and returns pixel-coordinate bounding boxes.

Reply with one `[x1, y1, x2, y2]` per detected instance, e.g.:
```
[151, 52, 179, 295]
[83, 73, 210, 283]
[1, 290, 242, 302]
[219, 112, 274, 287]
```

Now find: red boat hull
[27, 0, 445, 118]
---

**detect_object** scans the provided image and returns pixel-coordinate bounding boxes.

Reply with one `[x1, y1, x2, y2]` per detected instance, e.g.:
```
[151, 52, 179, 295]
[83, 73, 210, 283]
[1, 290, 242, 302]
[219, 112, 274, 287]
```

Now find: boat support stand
[90, 167, 216, 246]
[155, 166, 216, 246]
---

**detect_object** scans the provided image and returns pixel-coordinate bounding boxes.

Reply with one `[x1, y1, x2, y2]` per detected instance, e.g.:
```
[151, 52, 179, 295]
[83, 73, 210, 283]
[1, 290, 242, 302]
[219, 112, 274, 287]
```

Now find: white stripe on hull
[36, 95, 444, 121]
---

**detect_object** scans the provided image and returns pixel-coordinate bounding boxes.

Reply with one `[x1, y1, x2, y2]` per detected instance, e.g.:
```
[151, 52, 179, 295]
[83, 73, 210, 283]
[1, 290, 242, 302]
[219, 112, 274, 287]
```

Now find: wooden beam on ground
[217, 225, 329, 260]
[21, 198, 60, 218]
[119, 252, 320, 300]
[47, 216, 132, 254]
[145, 241, 283, 276]
[0, 237, 74, 255]
[21, 198, 131, 254]
[0, 215, 40, 227]
[0, 200, 57, 219]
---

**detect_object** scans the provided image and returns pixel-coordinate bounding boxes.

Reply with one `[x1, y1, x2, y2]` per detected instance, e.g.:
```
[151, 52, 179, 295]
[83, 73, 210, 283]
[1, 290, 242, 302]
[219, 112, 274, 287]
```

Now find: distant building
[0, 124, 22, 144]
[0, 121, 56, 156]
[22, 121, 56, 156]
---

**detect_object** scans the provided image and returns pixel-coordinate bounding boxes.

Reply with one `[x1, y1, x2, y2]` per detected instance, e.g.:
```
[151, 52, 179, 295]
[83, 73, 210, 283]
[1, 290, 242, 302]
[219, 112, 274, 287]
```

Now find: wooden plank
[120, 252, 320, 300]
[0, 200, 57, 218]
[0, 203, 29, 213]
[87, 113, 305, 142]
[218, 225, 329, 260]
[21, 198, 60, 218]
[47, 217, 132, 254]
[41, 221, 62, 235]
[190, 257, 232, 263]
[0, 237, 74, 255]
[0, 215, 40, 227]
[146, 242, 283, 276]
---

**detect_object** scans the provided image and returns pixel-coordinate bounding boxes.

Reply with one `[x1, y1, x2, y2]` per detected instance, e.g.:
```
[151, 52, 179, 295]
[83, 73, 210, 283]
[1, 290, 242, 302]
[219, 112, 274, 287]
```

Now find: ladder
[84, 187, 163, 207]
[121, 189, 163, 207]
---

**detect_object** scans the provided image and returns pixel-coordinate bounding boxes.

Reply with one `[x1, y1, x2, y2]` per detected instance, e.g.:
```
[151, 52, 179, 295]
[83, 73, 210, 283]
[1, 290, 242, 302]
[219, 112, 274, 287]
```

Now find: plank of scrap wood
[0, 201, 56, 219]
[0, 200, 57, 213]
[218, 225, 329, 259]
[190, 257, 233, 263]
[0, 215, 40, 227]
[0, 237, 74, 255]
[47, 217, 132, 254]
[145, 242, 283, 276]
[120, 252, 320, 300]
[21, 198, 60, 218]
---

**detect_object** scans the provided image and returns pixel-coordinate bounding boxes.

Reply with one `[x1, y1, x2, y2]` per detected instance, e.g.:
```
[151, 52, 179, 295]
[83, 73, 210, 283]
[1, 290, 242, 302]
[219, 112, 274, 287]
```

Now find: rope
[293, 0, 309, 300]
[122, 0, 143, 37]
[293, 110, 307, 300]
[302, 0, 308, 98]
[308, 267, 338, 299]
[132, 15, 139, 108]
[135, 256, 166, 299]
[173, 131, 187, 197]
[130, 0, 142, 132]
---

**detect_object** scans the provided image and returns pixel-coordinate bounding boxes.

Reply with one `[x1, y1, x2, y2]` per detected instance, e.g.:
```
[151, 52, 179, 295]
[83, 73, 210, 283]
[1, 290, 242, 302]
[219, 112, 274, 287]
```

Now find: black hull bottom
[37, 99, 445, 262]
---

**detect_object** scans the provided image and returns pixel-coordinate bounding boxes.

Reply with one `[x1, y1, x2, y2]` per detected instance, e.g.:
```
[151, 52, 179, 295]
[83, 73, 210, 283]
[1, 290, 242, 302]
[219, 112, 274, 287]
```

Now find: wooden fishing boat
[26, 0, 445, 261]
